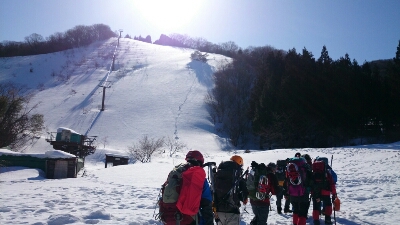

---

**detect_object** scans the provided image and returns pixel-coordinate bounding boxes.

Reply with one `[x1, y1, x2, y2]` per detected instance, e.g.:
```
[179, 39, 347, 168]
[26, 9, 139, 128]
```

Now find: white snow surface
[1, 38, 400, 225]
[0, 149, 76, 159]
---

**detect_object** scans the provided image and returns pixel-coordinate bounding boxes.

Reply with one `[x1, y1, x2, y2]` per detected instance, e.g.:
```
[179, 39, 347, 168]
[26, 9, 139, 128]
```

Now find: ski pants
[215, 212, 240, 225]
[312, 195, 332, 220]
[276, 187, 290, 210]
[250, 204, 269, 225]
[290, 196, 308, 225]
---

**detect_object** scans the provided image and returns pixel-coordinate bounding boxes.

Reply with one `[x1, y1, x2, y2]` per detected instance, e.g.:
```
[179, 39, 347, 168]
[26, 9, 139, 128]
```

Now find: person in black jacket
[214, 155, 249, 225]
[275, 159, 292, 214]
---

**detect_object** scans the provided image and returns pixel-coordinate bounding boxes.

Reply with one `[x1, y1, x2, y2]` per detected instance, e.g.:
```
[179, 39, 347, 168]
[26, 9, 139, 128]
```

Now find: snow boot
[277, 206, 282, 214]
[250, 216, 257, 225]
[298, 217, 307, 225]
[284, 207, 293, 213]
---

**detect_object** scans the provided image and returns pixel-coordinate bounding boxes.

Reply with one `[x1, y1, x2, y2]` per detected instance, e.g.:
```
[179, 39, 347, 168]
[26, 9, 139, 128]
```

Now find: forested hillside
[0, 24, 116, 57]
[208, 42, 400, 148]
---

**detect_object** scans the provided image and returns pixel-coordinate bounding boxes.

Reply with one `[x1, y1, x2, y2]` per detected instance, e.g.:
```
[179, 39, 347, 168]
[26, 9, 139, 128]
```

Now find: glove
[243, 198, 248, 205]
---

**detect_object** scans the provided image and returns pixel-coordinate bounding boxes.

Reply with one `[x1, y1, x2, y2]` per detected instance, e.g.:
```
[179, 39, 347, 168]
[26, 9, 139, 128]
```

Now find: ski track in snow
[174, 68, 197, 140]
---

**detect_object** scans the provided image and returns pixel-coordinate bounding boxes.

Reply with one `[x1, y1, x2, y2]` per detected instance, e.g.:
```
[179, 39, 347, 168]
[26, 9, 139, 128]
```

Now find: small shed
[105, 153, 129, 168]
[0, 149, 80, 179]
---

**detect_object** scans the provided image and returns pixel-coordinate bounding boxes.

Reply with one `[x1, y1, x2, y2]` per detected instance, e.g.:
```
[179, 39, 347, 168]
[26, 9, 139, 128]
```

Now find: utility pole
[112, 54, 116, 71]
[118, 29, 123, 46]
[99, 81, 112, 111]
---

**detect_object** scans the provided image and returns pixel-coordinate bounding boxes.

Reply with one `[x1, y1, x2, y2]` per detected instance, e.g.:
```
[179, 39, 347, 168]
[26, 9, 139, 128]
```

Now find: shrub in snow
[126, 135, 164, 163]
[190, 51, 208, 63]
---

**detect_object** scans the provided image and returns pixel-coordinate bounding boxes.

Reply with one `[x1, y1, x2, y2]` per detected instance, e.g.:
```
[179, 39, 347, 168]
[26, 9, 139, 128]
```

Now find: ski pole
[333, 206, 336, 225]
[153, 188, 162, 219]
[203, 162, 216, 192]
[331, 155, 333, 168]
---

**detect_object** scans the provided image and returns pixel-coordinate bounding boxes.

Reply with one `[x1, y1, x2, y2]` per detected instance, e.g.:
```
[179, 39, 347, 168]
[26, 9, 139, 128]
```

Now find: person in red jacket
[248, 162, 279, 225]
[311, 160, 337, 225]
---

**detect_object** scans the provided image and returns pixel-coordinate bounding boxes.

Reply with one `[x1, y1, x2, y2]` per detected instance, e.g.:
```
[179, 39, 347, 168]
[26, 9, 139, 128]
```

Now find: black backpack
[214, 161, 243, 212]
[276, 160, 287, 186]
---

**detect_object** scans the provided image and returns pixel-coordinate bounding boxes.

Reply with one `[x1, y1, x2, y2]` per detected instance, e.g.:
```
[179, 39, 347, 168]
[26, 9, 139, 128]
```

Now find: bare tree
[100, 136, 109, 148]
[220, 41, 239, 53]
[0, 83, 44, 151]
[24, 33, 44, 47]
[164, 136, 187, 157]
[126, 135, 164, 163]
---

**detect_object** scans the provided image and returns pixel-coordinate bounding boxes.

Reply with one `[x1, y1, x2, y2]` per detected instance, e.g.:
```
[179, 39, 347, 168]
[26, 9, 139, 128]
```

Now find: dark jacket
[214, 168, 249, 214]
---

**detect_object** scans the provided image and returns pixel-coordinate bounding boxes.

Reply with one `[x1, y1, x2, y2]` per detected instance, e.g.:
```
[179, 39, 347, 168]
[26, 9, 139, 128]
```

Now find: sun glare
[134, 0, 201, 30]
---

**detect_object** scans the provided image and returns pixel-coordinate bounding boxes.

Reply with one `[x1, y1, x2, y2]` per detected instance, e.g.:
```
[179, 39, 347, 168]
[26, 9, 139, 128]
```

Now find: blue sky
[1, 0, 399, 62]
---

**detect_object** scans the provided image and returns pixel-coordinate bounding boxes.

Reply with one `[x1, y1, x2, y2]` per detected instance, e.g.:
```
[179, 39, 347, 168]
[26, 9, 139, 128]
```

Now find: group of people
[158, 150, 337, 225]
[283, 152, 337, 225]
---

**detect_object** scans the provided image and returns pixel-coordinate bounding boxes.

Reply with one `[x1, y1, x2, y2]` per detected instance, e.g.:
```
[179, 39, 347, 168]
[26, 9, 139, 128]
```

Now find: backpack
[315, 157, 337, 184]
[276, 160, 287, 187]
[159, 163, 206, 225]
[286, 157, 309, 197]
[246, 161, 272, 200]
[214, 160, 243, 212]
[312, 160, 329, 191]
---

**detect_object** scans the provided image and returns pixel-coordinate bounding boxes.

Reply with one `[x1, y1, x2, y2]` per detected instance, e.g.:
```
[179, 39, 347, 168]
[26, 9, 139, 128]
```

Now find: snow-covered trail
[1, 147, 400, 225]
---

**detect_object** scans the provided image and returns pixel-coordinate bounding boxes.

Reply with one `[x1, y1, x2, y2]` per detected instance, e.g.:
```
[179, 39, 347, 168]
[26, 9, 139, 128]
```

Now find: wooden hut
[105, 153, 129, 168]
[0, 149, 80, 179]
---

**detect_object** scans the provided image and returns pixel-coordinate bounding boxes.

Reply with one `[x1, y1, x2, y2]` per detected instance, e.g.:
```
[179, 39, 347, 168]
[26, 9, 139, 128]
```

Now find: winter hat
[185, 150, 204, 165]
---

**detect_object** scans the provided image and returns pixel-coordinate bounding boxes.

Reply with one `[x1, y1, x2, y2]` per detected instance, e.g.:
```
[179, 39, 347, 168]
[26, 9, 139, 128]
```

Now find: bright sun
[134, 0, 201, 30]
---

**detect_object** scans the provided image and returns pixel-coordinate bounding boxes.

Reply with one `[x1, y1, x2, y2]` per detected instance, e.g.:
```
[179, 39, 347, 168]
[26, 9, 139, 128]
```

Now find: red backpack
[312, 161, 328, 191]
[158, 163, 206, 224]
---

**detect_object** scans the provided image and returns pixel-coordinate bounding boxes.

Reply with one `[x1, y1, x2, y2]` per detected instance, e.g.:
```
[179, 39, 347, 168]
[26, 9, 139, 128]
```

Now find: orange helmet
[230, 155, 243, 166]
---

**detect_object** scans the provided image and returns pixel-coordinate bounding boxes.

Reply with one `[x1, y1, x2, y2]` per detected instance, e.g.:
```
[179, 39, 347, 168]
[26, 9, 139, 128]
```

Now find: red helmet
[185, 150, 204, 165]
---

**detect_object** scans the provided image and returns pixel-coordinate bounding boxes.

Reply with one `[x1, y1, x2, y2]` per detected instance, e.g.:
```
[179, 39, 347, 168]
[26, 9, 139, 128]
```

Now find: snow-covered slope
[0, 38, 232, 154]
